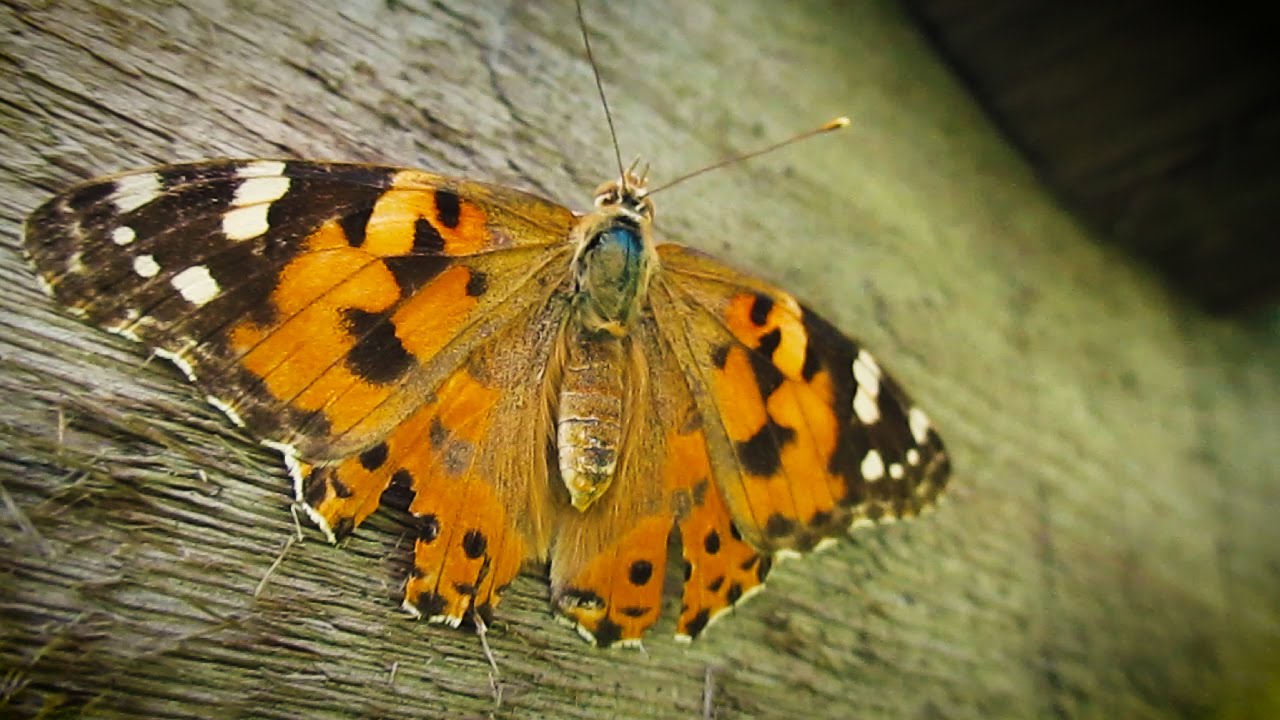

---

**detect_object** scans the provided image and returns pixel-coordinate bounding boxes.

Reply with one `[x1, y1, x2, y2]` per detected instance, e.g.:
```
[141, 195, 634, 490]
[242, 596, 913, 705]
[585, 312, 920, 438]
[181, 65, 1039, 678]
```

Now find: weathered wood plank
[2, 1, 1278, 718]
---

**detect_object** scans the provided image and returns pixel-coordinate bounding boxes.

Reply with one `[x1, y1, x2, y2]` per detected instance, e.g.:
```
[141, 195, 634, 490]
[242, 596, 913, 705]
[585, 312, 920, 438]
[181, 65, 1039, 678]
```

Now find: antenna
[647, 117, 850, 196]
[576, 0, 628, 191]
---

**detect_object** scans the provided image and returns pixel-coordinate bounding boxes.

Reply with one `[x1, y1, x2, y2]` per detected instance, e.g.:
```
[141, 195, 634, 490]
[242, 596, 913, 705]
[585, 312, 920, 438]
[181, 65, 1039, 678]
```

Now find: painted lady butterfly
[22, 8, 950, 649]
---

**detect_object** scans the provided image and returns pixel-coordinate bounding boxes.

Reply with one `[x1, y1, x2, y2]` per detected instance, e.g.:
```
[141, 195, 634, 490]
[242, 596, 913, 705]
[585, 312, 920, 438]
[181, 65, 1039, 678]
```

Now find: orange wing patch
[665, 425, 770, 641]
[363, 172, 490, 257]
[554, 515, 670, 647]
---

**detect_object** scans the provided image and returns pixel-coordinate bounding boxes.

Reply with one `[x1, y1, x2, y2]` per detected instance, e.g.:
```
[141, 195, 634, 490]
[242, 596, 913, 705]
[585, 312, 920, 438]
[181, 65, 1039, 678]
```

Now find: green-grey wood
[2, 1, 1278, 718]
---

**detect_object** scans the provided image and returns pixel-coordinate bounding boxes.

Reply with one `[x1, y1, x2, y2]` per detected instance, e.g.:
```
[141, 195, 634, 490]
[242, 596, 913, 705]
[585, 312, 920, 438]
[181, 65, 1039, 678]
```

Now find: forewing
[24, 160, 577, 463]
[652, 244, 951, 554]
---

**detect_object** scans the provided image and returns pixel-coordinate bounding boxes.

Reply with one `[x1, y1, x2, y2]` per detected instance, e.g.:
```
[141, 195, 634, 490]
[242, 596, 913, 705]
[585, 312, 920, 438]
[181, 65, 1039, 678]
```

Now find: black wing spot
[384, 254, 449, 294]
[711, 344, 731, 369]
[434, 189, 461, 229]
[390, 468, 414, 489]
[413, 217, 446, 254]
[332, 516, 355, 541]
[330, 476, 354, 498]
[339, 206, 373, 246]
[704, 529, 721, 555]
[684, 608, 711, 640]
[417, 514, 441, 543]
[683, 561, 693, 582]
[756, 328, 781, 357]
[415, 591, 448, 617]
[560, 587, 604, 609]
[343, 308, 414, 384]
[302, 472, 329, 507]
[465, 269, 488, 297]
[809, 510, 833, 530]
[453, 581, 476, 596]
[745, 347, 786, 398]
[729, 522, 743, 541]
[691, 478, 709, 506]
[628, 559, 654, 586]
[749, 293, 773, 326]
[428, 417, 450, 447]
[593, 617, 623, 648]
[358, 442, 389, 471]
[462, 529, 488, 559]
[618, 606, 650, 618]
[800, 341, 822, 380]
[765, 513, 796, 538]
[707, 575, 725, 593]
[737, 419, 796, 477]
[727, 582, 743, 604]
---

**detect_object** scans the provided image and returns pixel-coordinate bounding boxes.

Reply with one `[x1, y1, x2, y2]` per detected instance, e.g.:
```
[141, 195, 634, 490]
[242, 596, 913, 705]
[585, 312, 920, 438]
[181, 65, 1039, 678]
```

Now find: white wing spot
[906, 448, 921, 466]
[111, 173, 164, 213]
[222, 163, 290, 242]
[170, 265, 220, 306]
[153, 348, 196, 381]
[849, 516, 877, 531]
[861, 448, 885, 481]
[238, 160, 288, 179]
[132, 254, 160, 278]
[853, 387, 880, 424]
[889, 463, 905, 480]
[814, 537, 839, 553]
[222, 204, 272, 241]
[105, 324, 141, 342]
[206, 396, 246, 427]
[111, 226, 137, 246]
[401, 599, 423, 619]
[908, 407, 932, 445]
[233, 176, 291, 206]
[852, 350, 881, 398]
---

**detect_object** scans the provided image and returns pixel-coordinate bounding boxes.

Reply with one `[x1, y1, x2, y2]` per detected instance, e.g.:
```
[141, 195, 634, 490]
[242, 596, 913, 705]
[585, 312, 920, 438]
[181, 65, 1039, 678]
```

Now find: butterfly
[22, 34, 949, 655]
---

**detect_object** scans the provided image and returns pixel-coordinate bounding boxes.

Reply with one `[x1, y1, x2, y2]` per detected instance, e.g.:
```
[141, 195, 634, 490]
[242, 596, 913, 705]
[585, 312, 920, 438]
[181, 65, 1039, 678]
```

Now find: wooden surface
[2, 1, 1278, 718]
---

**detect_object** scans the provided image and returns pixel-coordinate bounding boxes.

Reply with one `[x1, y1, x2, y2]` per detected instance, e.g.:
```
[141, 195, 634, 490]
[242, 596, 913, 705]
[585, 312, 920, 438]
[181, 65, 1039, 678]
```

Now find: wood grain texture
[2, 1, 1279, 718]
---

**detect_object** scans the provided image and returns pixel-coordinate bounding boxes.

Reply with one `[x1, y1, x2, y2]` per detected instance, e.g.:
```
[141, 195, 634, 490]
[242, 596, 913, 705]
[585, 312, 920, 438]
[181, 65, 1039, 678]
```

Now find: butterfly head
[571, 171, 658, 337]
[591, 166, 654, 220]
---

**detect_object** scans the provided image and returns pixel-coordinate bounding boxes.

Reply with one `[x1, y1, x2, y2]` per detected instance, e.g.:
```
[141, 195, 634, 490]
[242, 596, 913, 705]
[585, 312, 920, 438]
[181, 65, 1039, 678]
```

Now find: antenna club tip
[824, 116, 851, 131]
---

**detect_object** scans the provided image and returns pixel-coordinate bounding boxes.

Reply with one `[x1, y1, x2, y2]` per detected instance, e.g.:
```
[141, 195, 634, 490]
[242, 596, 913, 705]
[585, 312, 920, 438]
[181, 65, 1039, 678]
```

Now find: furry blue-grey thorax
[570, 175, 657, 337]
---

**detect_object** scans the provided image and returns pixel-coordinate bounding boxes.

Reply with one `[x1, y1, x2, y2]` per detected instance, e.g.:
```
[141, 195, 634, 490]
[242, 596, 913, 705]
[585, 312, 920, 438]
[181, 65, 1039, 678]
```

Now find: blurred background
[902, 0, 1280, 316]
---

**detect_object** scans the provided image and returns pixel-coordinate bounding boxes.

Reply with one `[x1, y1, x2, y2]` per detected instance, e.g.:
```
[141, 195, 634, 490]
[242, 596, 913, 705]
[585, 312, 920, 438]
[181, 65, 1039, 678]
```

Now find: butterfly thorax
[557, 176, 658, 510]
[570, 177, 656, 336]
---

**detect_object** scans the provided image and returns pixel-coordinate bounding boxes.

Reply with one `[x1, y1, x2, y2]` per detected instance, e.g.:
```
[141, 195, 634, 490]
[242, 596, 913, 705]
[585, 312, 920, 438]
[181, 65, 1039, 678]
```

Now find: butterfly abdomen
[556, 324, 629, 510]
